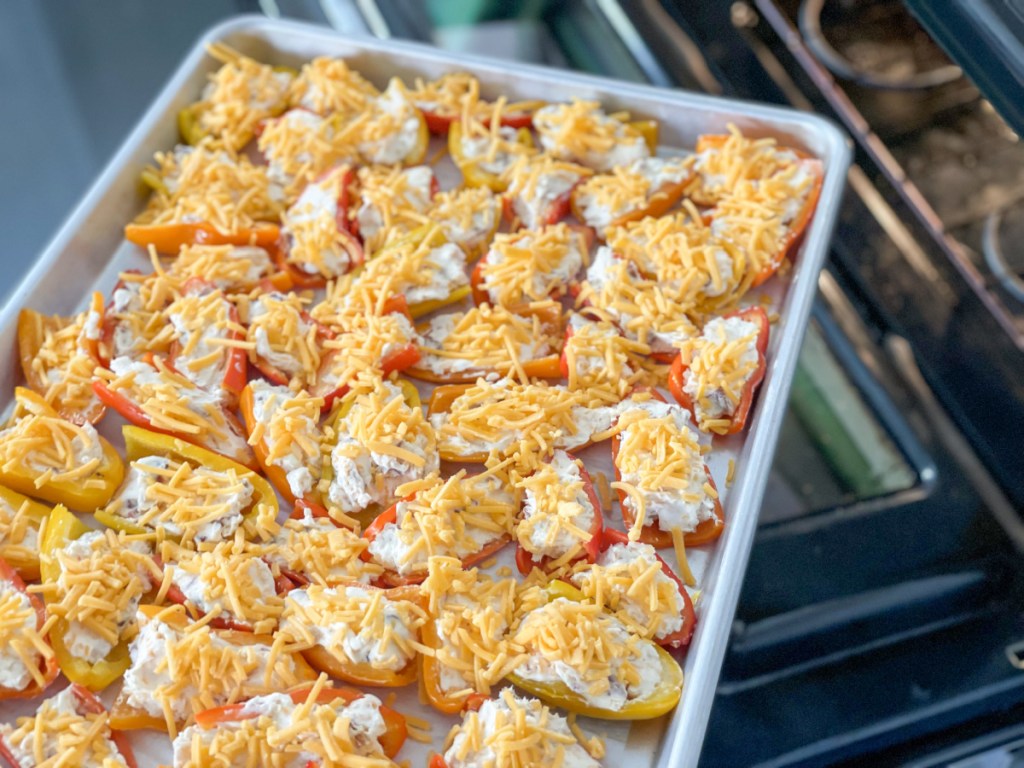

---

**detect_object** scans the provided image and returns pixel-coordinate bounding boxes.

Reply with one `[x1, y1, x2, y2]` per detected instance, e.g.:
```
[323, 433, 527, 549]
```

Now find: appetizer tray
[0, 16, 850, 768]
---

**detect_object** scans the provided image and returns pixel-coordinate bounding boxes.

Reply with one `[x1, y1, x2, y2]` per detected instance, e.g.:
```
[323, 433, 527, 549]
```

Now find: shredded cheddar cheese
[95, 357, 251, 464]
[0, 687, 128, 767]
[416, 303, 561, 378]
[191, 44, 292, 151]
[516, 452, 596, 567]
[0, 498, 40, 566]
[366, 469, 518, 579]
[39, 529, 158, 655]
[282, 165, 361, 279]
[244, 291, 322, 387]
[0, 395, 106, 489]
[480, 223, 587, 307]
[533, 99, 648, 170]
[315, 311, 418, 395]
[562, 314, 649, 395]
[688, 123, 803, 205]
[277, 584, 429, 669]
[571, 541, 684, 641]
[678, 314, 761, 433]
[161, 540, 283, 633]
[263, 511, 384, 586]
[409, 72, 539, 123]
[421, 557, 520, 696]
[167, 245, 274, 292]
[22, 302, 104, 422]
[173, 683, 396, 767]
[258, 109, 357, 200]
[442, 688, 601, 768]
[136, 142, 284, 235]
[289, 56, 379, 117]
[166, 290, 246, 393]
[0, 579, 52, 690]
[351, 166, 436, 253]
[121, 606, 312, 735]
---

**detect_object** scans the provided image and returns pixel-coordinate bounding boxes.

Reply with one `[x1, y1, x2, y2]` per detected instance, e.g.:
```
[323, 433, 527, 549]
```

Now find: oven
[6, 0, 1024, 764]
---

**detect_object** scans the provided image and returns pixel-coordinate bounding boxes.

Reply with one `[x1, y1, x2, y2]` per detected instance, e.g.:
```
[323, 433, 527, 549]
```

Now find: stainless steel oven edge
[0, 16, 851, 767]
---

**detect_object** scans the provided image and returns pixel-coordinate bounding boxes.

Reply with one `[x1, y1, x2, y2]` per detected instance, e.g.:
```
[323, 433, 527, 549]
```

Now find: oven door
[331, 2, 1024, 766]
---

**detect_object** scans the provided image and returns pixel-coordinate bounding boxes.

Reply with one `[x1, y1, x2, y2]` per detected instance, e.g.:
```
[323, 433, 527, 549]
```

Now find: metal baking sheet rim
[0, 15, 851, 768]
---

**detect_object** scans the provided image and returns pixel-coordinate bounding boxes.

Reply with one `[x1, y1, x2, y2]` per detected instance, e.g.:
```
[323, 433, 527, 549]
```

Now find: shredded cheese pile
[263, 513, 384, 586]
[258, 109, 356, 199]
[421, 556, 520, 696]
[289, 55, 378, 117]
[247, 385, 323, 477]
[613, 407, 714, 546]
[455, 105, 537, 177]
[504, 155, 591, 207]
[105, 454, 267, 543]
[175, 683, 395, 767]
[162, 540, 283, 633]
[534, 99, 646, 166]
[372, 470, 518, 577]
[689, 124, 800, 205]
[136, 143, 283, 235]
[516, 455, 594, 567]
[0, 396, 105, 488]
[126, 607, 311, 735]
[603, 212, 750, 315]
[709, 163, 815, 279]
[95, 358, 249, 461]
[428, 186, 498, 254]
[0, 688, 127, 767]
[442, 688, 602, 768]
[410, 72, 538, 122]
[481, 224, 586, 307]
[277, 585, 430, 665]
[344, 228, 463, 308]
[167, 245, 274, 292]
[23, 306, 103, 422]
[417, 303, 560, 377]
[578, 251, 699, 351]
[105, 272, 180, 360]
[573, 159, 681, 223]
[434, 379, 618, 473]
[332, 381, 435, 473]
[0, 498, 40, 565]
[562, 315, 649, 394]
[244, 292, 322, 386]
[282, 166, 360, 279]
[192, 45, 292, 150]
[166, 291, 246, 388]
[679, 315, 760, 432]
[571, 543, 683, 641]
[511, 598, 647, 701]
[0, 579, 51, 689]
[40, 530, 158, 653]
[316, 311, 418, 393]
[351, 166, 436, 252]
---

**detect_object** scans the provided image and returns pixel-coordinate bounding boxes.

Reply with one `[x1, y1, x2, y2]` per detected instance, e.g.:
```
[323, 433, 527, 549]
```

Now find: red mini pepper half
[0, 683, 138, 768]
[596, 528, 696, 649]
[92, 355, 256, 470]
[514, 451, 603, 576]
[469, 224, 595, 308]
[168, 279, 248, 406]
[0, 556, 58, 701]
[667, 306, 770, 436]
[362, 502, 510, 588]
[609, 388, 725, 548]
[298, 582, 426, 688]
[277, 166, 364, 289]
[193, 685, 407, 759]
[309, 295, 422, 411]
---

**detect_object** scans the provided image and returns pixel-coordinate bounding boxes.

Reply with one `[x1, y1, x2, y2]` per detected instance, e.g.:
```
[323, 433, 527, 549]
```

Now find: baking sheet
[0, 16, 851, 767]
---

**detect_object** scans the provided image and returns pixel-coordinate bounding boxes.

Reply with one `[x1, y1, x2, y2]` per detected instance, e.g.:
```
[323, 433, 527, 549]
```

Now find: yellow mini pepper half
[505, 580, 684, 720]
[0, 388, 123, 511]
[94, 425, 279, 541]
